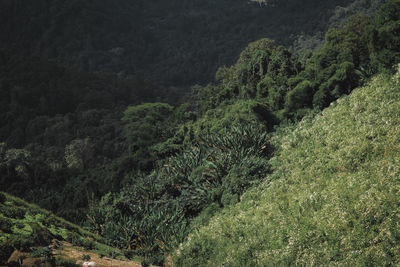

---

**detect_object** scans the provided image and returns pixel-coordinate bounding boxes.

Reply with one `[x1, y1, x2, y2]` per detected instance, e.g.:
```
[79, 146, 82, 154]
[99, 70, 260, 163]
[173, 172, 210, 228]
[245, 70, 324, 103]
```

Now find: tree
[122, 103, 174, 153]
[65, 138, 93, 170]
[0, 147, 32, 178]
[284, 80, 313, 112]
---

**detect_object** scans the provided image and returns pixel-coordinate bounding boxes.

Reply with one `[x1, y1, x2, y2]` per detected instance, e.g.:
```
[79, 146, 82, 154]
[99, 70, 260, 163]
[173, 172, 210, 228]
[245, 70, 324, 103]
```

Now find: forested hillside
[0, 0, 381, 86]
[174, 66, 400, 266]
[2, 0, 400, 266]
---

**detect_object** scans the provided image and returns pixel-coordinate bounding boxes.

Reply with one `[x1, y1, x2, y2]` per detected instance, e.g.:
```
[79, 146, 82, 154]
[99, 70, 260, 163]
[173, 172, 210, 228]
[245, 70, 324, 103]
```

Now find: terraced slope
[174, 69, 400, 266]
[0, 192, 135, 266]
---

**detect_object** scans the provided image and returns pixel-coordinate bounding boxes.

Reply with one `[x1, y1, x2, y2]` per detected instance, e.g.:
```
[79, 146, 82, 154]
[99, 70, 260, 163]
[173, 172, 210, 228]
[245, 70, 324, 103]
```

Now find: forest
[1, 0, 400, 266]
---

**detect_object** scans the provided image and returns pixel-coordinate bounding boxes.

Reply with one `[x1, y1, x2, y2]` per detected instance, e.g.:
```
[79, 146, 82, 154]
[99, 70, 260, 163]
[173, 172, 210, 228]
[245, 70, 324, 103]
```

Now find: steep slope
[174, 68, 400, 266]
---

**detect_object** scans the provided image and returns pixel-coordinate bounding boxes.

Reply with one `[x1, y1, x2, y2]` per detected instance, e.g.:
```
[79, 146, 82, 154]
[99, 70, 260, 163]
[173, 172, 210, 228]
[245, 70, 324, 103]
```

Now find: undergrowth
[174, 68, 400, 266]
[0, 192, 124, 263]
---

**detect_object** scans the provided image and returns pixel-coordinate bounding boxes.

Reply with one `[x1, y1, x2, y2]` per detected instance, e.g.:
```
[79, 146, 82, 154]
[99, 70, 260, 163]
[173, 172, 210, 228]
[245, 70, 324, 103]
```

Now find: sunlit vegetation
[174, 68, 400, 266]
[1, 0, 400, 265]
[0, 192, 124, 264]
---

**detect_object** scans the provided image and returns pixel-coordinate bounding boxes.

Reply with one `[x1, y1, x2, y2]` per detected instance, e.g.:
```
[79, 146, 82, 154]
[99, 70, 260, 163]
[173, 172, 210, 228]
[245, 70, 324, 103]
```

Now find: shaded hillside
[0, 51, 160, 147]
[1, 0, 399, 265]
[1, 1, 399, 265]
[174, 69, 400, 266]
[0, 0, 357, 86]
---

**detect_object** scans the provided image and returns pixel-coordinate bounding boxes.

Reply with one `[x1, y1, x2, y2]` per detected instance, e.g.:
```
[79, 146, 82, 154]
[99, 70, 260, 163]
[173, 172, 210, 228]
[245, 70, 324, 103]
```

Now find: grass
[174, 68, 400, 266]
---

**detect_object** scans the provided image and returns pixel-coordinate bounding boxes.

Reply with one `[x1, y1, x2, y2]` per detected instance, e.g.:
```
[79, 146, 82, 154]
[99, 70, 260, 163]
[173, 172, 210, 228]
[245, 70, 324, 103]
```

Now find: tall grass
[174, 68, 400, 266]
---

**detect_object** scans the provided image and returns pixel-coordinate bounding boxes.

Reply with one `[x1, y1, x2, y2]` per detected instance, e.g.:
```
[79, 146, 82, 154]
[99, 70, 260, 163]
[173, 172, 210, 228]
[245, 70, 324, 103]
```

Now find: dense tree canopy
[2, 0, 399, 265]
[0, 0, 354, 87]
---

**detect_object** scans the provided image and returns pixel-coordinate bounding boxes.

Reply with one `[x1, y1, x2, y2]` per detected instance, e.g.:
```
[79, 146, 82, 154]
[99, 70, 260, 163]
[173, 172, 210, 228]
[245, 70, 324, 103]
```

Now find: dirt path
[53, 242, 153, 267]
[7, 241, 159, 267]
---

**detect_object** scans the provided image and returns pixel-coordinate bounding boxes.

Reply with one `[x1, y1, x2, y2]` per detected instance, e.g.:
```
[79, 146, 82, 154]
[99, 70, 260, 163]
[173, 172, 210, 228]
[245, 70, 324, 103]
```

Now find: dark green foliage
[81, 254, 91, 261]
[66, 232, 95, 251]
[30, 223, 53, 246]
[0, 192, 125, 265]
[123, 249, 135, 259]
[192, 99, 276, 139]
[0, 53, 158, 147]
[141, 259, 151, 267]
[199, 0, 400, 122]
[87, 124, 271, 263]
[122, 103, 174, 156]
[221, 157, 269, 206]
[0, 0, 353, 87]
[285, 13, 372, 114]
[0, 242, 14, 263]
[369, 0, 400, 70]
[284, 80, 313, 112]
[174, 69, 400, 266]
[9, 235, 36, 252]
[205, 39, 294, 110]
[161, 124, 271, 214]
[87, 188, 189, 255]
[0, 216, 13, 233]
[1, 205, 26, 219]
[0, 53, 163, 222]
[74, 238, 96, 251]
[189, 203, 221, 230]
[31, 247, 53, 260]
[2, 0, 399, 265]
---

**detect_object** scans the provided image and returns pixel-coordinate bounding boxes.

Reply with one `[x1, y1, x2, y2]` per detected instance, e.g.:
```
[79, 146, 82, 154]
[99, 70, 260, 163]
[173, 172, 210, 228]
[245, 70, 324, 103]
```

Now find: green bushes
[221, 157, 269, 206]
[200, 39, 294, 114]
[73, 238, 96, 251]
[1, 205, 26, 219]
[87, 123, 272, 263]
[30, 247, 80, 266]
[0, 242, 14, 263]
[9, 235, 36, 252]
[0, 192, 5, 204]
[284, 80, 313, 112]
[31, 247, 53, 260]
[194, 0, 400, 124]
[0, 215, 12, 233]
[0, 192, 123, 264]
[174, 70, 400, 266]
[369, 0, 400, 70]
[2, 1, 400, 265]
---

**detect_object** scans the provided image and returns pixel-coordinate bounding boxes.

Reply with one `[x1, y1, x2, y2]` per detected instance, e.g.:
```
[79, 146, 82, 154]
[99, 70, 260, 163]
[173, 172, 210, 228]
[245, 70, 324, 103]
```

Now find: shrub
[122, 249, 135, 259]
[0, 216, 13, 233]
[31, 247, 53, 260]
[174, 72, 400, 266]
[10, 235, 36, 251]
[0, 192, 6, 204]
[2, 205, 26, 219]
[284, 80, 313, 112]
[66, 232, 80, 244]
[0, 242, 14, 263]
[190, 203, 221, 230]
[81, 254, 91, 261]
[73, 238, 95, 251]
